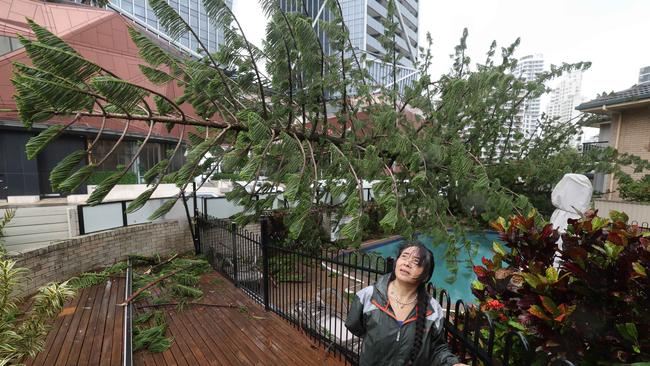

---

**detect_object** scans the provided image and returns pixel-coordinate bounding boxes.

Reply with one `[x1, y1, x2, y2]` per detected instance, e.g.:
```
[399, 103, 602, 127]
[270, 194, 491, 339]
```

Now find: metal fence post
[192, 182, 201, 252]
[203, 198, 208, 219]
[260, 216, 271, 311]
[385, 257, 395, 275]
[77, 205, 85, 235]
[231, 222, 239, 287]
[121, 201, 128, 227]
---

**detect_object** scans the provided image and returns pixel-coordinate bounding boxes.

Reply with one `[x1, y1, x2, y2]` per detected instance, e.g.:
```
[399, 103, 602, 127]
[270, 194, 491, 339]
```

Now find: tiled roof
[577, 83, 650, 111]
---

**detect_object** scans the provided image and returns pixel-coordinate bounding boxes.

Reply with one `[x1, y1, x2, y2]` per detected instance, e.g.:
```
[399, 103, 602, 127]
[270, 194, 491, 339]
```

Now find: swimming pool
[362, 232, 500, 304]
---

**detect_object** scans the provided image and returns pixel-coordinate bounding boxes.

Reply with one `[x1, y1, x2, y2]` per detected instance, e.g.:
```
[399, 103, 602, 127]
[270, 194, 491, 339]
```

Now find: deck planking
[134, 271, 347, 366]
[25, 277, 125, 366]
[24, 271, 346, 366]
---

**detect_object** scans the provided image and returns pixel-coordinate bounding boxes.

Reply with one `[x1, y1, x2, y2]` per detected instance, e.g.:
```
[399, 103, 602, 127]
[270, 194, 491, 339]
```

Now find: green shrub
[618, 174, 650, 202]
[211, 172, 239, 181]
[86, 170, 137, 185]
[472, 210, 650, 365]
[0, 210, 76, 363]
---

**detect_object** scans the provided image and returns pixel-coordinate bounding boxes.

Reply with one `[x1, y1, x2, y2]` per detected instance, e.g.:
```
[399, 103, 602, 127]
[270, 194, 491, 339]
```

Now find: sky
[232, 0, 648, 143]
[232, 0, 650, 101]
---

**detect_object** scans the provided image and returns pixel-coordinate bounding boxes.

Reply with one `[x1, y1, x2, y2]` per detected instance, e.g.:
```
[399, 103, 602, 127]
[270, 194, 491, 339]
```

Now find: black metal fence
[197, 217, 574, 366]
[630, 220, 650, 232]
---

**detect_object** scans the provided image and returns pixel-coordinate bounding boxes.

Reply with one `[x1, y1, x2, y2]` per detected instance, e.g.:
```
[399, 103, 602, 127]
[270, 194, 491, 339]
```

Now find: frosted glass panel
[205, 198, 244, 218]
[162, 198, 194, 221]
[126, 197, 195, 224]
[126, 199, 164, 225]
[82, 203, 123, 233]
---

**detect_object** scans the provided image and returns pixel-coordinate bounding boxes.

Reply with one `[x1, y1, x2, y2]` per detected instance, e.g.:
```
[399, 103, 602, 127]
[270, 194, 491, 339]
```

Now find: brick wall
[609, 108, 650, 200]
[9, 219, 193, 296]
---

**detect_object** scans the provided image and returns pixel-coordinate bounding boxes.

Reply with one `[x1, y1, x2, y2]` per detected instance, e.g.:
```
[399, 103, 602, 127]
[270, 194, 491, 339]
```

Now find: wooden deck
[25, 271, 346, 366]
[26, 276, 126, 366]
[135, 271, 346, 366]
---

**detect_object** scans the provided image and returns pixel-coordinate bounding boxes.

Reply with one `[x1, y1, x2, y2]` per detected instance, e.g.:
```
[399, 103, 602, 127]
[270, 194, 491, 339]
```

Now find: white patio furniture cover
[550, 174, 593, 242]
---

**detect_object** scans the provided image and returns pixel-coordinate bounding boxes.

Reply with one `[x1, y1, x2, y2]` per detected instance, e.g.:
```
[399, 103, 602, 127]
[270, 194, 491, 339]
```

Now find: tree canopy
[13, 0, 603, 274]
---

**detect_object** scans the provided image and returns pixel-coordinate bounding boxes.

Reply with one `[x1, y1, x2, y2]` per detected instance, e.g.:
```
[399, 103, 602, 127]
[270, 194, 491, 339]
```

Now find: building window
[0, 35, 23, 56]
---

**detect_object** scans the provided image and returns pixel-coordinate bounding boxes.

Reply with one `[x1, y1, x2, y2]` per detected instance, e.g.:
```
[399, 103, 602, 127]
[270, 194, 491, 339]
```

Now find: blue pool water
[363, 232, 500, 304]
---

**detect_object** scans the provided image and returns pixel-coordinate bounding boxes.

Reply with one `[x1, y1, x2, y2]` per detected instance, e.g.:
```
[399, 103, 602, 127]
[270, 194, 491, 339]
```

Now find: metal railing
[197, 216, 576, 366]
[630, 220, 650, 232]
[582, 141, 609, 152]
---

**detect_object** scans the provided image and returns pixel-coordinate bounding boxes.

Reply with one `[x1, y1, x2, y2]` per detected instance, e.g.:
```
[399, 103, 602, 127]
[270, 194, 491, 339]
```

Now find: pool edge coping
[355, 229, 501, 253]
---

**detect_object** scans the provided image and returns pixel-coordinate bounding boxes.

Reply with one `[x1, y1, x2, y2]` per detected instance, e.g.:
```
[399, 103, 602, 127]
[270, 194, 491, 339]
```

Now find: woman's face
[395, 246, 424, 284]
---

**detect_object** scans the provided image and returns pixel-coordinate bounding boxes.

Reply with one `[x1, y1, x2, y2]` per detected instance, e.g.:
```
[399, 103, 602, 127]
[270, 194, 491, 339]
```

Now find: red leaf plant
[472, 210, 649, 365]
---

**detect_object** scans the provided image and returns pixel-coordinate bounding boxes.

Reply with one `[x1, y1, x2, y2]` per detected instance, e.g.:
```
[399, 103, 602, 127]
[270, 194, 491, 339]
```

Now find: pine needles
[133, 310, 172, 353]
[67, 262, 128, 290]
[129, 253, 212, 354]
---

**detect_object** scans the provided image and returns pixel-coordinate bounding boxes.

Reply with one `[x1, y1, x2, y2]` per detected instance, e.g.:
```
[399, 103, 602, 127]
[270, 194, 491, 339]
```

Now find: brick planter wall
[9, 219, 193, 296]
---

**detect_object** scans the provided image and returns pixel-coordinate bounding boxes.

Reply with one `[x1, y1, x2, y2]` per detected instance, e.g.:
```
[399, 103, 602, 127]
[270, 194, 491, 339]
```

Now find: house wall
[8, 219, 192, 296]
[598, 122, 612, 142]
[608, 108, 650, 199]
[0, 130, 39, 199]
[1, 205, 74, 253]
[0, 2, 193, 201]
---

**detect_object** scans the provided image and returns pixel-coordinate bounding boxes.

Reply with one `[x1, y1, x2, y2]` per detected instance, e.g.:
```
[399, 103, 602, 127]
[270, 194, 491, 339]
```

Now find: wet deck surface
[26, 277, 126, 366]
[135, 271, 346, 366]
[25, 271, 346, 365]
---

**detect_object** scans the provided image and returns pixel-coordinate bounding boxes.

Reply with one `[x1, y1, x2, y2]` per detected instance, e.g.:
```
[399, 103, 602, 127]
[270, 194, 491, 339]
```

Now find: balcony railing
[582, 141, 609, 152]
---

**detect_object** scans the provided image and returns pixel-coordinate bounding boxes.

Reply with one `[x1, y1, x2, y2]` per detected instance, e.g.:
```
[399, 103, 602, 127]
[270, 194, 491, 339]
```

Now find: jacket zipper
[396, 325, 402, 341]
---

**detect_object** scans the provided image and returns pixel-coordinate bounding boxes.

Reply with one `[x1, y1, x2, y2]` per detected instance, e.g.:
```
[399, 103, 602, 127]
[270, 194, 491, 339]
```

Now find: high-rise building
[547, 69, 584, 124]
[639, 66, 650, 85]
[108, 0, 232, 58]
[514, 54, 544, 137]
[280, 0, 419, 92]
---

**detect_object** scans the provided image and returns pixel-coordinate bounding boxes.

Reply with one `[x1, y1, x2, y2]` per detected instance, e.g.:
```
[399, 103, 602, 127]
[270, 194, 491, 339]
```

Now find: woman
[345, 242, 467, 366]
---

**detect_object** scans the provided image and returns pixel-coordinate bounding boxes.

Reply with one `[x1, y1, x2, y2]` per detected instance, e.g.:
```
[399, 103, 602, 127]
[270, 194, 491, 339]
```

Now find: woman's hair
[389, 241, 435, 365]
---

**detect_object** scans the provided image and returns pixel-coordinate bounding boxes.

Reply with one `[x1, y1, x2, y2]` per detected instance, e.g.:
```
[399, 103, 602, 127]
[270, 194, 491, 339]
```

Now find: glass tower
[280, 0, 420, 93]
[108, 0, 233, 57]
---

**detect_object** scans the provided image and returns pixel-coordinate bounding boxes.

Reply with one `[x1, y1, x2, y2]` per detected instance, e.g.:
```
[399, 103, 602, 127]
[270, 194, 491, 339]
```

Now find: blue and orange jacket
[345, 274, 460, 366]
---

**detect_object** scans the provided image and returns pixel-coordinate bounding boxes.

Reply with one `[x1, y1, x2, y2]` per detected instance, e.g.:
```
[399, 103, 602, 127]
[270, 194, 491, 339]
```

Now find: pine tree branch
[223, 6, 269, 119]
[118, 265, 194, 306]
[95, 120, 130, 166]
